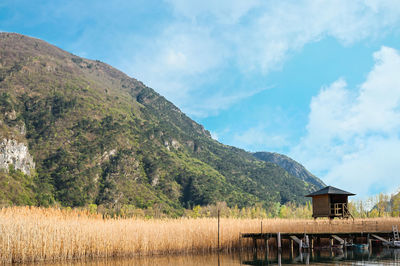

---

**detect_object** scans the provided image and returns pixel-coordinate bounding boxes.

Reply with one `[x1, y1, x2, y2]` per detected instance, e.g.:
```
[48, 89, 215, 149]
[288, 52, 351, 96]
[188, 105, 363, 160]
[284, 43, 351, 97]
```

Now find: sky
[2, 0, 400, 199]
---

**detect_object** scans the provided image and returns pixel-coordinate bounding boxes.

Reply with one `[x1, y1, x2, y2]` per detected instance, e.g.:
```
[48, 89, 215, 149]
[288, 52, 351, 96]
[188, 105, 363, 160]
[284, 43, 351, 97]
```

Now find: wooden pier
[241, 231, 394, 251]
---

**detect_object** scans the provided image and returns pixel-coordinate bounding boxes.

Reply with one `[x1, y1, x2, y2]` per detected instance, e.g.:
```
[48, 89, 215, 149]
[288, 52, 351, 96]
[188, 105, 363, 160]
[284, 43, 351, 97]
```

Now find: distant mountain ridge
[0, 32, 323, 215]
[253, 152, 325, 188]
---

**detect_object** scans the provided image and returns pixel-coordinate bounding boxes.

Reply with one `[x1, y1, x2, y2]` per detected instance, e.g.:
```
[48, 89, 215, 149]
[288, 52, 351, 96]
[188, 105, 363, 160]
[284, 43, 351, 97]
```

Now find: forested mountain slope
[0, 33, 322, 215]
[253, 152, 325, 188]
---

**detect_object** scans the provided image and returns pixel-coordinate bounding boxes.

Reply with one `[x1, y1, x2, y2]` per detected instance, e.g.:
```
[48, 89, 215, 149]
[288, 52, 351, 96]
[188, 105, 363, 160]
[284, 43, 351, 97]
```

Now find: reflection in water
[24, 248, 400, 265]
[25, 253, 238, 266]
[242, 247, 400, 265]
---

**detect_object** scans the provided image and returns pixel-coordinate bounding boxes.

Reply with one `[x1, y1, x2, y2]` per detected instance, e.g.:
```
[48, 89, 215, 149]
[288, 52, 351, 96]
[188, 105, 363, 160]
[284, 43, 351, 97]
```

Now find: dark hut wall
[330, 194, 347, 204]
[312, 194, 330, 216]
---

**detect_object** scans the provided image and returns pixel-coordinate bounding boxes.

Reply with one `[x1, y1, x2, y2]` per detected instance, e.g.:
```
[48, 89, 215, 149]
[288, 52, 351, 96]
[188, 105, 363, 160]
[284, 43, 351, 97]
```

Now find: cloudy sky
[2, 0, 400, 198]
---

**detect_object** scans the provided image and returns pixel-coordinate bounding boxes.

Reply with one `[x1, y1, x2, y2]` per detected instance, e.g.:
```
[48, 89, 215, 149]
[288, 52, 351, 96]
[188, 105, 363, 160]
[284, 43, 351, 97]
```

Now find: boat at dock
[351, 243, 369, 250]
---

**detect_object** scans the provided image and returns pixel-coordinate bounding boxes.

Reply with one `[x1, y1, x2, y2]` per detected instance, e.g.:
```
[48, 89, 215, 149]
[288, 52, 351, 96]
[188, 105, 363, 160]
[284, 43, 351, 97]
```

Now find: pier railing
[296, 220, 381, 233]
[243, 219, 389, 234]
[330, 203, 351, 218]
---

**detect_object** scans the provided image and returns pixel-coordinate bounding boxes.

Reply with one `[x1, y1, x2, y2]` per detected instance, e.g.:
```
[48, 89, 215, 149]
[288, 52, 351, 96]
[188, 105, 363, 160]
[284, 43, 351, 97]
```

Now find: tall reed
[0, 206, 399, 263]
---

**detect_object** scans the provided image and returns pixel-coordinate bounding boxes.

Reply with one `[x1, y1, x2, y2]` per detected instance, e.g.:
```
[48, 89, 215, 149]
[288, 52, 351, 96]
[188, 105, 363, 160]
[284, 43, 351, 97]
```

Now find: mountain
[0, 33, 322, 215]
[253, 152, 325, 188]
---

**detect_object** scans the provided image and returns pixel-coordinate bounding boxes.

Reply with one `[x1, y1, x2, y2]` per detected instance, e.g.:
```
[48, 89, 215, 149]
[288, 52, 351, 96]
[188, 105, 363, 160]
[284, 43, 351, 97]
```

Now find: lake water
[28, 248, 400, 265]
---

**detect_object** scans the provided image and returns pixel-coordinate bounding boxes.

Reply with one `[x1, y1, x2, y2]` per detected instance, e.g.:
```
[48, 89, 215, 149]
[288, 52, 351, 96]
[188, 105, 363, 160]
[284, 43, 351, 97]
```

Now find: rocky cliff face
[0, 138, 35, 175]
[253, 152, 325, 188]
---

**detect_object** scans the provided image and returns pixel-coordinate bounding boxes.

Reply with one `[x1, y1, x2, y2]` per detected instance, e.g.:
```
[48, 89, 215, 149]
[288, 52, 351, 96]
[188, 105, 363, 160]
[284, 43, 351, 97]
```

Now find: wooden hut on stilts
[306, 186, 355, 219]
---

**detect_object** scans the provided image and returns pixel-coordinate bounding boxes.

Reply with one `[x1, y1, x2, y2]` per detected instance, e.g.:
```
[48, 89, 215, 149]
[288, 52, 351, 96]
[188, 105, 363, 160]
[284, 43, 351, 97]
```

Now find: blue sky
[2, 0, 400, 198]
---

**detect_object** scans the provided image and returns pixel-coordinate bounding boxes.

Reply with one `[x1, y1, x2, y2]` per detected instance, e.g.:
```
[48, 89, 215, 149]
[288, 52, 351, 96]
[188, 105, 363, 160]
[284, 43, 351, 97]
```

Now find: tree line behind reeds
[88, 188, 400, 219]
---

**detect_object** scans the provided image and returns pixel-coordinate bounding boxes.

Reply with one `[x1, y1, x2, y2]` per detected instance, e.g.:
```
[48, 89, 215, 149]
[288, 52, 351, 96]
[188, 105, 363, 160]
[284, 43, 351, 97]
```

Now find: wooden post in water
[218, 209, 220, 251]
[290, 239, 294, 258]
[277, 232, 282, 251]
[278, 250, 282, 266]
[299, 239, 303, 253]
[316, 236, 321, 248]
[368, 234, 372, 249]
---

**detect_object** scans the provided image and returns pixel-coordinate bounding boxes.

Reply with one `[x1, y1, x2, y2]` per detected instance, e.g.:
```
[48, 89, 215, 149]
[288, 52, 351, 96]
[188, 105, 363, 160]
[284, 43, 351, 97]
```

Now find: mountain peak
[253, 151, 325, 188]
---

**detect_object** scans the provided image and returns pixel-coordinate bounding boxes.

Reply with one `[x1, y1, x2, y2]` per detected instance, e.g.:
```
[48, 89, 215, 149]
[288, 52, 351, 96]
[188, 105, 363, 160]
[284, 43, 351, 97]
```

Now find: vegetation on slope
[0, 33, 322, 215]
[253, 152, 325, 187]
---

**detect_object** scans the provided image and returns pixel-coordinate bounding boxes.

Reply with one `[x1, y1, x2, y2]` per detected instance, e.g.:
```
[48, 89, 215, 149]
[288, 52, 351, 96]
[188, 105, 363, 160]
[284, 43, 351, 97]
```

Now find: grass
[0, 206, 399, 263]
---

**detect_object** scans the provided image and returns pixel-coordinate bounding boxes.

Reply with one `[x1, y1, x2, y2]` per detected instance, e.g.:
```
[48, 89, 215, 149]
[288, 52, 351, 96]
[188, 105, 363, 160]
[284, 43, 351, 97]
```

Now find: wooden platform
[242, 231, 393, 239]
[241, 231, 394, 250]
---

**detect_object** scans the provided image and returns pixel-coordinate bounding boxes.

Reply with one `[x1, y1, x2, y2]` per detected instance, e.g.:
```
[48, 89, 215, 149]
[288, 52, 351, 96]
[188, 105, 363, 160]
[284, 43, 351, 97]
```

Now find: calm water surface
[28, 248, 400, 265]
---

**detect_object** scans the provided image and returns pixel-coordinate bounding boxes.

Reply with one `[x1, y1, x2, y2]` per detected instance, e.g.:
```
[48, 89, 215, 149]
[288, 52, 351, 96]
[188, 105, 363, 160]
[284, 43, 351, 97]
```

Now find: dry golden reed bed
[0, 206, 399, 263]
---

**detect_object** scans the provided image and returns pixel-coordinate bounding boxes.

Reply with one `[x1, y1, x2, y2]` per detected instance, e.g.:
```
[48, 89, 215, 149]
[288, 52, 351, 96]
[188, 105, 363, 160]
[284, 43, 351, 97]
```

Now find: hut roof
[305, 186, 355, 197]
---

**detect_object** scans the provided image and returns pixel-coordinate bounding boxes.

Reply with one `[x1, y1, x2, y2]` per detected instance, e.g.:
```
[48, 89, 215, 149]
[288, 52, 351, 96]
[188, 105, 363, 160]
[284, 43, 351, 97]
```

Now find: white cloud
[233, 126, 289, 151]
[210, 131, 219, 141]
[232, 0, 400, 73]
[125, 25, 228, 108]
[125, 0, 400, 117]
[165, 0, 262, 24]
[185, 87, 267, 118]
[290, 46, 400, 198]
